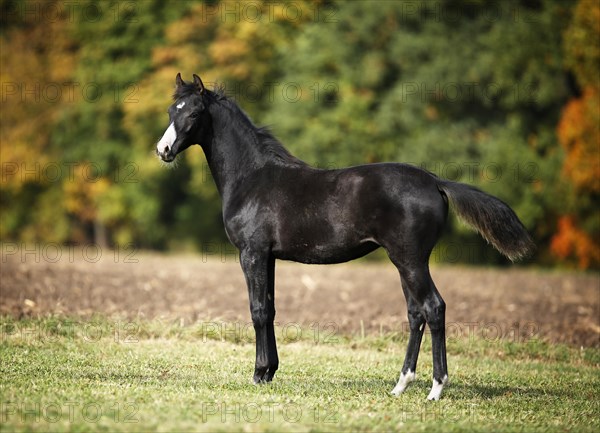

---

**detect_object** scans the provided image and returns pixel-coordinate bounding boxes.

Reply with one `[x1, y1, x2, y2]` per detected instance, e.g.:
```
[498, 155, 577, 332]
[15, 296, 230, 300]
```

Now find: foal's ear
[176, 72, 185, 89]
[193, 74, 205, 93]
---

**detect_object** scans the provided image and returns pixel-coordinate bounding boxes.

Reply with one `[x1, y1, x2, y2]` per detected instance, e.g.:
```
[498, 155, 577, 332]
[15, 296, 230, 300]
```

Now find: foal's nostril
[165, 145, 170, 154]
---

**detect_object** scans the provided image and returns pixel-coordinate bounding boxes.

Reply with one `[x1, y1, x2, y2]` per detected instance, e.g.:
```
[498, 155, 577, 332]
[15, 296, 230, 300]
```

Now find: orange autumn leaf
[556, 87, 600, 192]
[551, 216, 600, 269]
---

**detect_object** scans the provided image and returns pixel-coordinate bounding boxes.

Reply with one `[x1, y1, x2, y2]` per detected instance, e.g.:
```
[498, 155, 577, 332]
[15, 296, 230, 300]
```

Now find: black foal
[156, 74, 534, 400]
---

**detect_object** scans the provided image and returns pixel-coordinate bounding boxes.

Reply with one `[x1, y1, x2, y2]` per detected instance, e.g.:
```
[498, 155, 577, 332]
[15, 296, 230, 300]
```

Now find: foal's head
[156, 73, 210, 163]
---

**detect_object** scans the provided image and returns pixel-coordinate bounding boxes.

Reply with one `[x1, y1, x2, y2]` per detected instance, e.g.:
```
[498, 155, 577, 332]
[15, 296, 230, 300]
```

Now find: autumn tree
[552, 0, 600, 268]
[0, 0, 77, 242]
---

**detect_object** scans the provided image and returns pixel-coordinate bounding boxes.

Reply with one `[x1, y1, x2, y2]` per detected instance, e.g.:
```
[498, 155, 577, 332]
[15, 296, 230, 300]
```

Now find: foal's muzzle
[156, 148, 176, 163]
[157, 121, 178, 162]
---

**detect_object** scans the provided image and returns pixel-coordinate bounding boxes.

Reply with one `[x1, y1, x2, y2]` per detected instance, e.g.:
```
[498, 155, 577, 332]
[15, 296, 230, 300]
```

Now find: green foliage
[0, 0, 594, 266]
[563, 0, 600, 90]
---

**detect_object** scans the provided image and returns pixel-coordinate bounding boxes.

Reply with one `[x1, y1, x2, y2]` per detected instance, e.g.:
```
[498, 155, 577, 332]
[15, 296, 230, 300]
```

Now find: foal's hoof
[391, 370, 416, 396]
[253, 366, 277, 384]
[426, 375, 448, 401]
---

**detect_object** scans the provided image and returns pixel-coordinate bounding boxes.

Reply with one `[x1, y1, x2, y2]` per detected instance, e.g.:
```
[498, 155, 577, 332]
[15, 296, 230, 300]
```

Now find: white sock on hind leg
[391, 370, 416, 396]
[426, 375, 448, 401]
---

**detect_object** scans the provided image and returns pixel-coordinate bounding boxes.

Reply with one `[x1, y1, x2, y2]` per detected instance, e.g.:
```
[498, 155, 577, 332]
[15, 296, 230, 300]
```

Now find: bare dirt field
[1, 248, 599, 347]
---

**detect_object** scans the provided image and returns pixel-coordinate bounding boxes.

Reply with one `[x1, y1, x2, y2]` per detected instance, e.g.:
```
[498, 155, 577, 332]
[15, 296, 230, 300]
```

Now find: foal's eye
[190, 112, 200, 119]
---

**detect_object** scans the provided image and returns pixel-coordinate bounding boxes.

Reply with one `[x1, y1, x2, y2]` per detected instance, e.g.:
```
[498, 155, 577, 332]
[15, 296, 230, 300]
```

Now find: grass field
[1, 317, 599, 432]
[1, 251, 599, 431]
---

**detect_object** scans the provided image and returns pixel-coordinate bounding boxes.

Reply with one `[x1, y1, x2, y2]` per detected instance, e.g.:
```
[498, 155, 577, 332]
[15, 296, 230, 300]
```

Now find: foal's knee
[407, 309, 425, 331]
[251, 307, 275, 329]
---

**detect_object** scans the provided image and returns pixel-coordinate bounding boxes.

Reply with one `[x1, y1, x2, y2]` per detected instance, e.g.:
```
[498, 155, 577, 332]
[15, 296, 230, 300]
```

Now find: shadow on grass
[447, 382, 583, 400]
[71, 368, 587, 402]
[309, 377, 586, 401]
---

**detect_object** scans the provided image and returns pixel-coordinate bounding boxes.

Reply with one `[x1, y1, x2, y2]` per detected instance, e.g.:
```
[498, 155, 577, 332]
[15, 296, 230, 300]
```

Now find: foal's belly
[269, 180, 382, 263]
[273, 241, 380, 264]
[271, 225, 380, 264]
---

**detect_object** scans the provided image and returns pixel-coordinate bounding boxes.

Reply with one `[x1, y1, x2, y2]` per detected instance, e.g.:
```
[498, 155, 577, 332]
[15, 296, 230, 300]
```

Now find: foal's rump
[338, 163, 534, 262]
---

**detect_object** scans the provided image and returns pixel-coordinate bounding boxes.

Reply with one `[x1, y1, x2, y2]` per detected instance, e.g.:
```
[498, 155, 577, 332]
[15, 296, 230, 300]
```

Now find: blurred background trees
[1, 0, 598, 268]
[552, 0, 599, 268]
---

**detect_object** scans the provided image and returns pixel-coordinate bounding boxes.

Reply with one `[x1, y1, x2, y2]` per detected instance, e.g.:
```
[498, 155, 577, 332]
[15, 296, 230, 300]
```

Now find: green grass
[1, 317, 599, 432]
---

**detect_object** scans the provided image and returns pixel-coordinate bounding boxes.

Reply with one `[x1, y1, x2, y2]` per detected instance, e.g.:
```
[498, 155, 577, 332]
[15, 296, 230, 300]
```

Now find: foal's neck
[201, 101, 270, 200]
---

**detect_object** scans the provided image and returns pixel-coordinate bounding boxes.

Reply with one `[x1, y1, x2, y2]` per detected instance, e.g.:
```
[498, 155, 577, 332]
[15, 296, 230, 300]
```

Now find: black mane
[254, 126, 307, 167]
[176, 83, 306, 167]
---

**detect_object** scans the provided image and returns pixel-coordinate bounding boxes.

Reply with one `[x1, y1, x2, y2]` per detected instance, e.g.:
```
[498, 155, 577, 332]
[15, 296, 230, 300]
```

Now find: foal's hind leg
[390, 259, 448, 400]
[391, 278, 425, 396]
[422, 276, 448, 401]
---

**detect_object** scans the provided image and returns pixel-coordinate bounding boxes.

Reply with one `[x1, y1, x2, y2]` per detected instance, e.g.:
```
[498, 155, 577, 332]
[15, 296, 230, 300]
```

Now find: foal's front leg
[240, 249, 278, 383]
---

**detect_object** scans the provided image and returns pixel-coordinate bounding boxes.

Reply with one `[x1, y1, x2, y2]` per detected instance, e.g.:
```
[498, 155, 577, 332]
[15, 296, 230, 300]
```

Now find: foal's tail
[437, 180, 535, 261]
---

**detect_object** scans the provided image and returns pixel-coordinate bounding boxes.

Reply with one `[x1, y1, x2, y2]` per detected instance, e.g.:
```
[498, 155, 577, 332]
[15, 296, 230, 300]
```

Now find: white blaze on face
[176, 102, 186, 110]
[157, 122, 177, 155]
